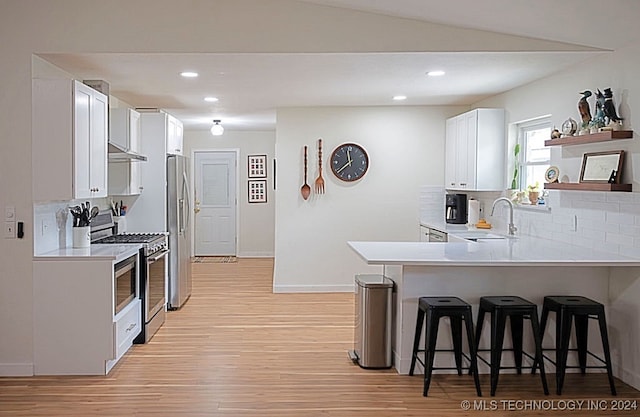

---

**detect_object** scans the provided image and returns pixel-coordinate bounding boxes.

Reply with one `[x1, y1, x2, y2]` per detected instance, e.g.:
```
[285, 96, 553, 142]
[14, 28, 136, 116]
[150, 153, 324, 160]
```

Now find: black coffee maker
[445, 193, 467, 224]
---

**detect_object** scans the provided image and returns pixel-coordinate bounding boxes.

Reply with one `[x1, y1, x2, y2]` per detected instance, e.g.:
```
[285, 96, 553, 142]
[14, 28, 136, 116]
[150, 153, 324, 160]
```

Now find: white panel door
[194, 151, 237, 256]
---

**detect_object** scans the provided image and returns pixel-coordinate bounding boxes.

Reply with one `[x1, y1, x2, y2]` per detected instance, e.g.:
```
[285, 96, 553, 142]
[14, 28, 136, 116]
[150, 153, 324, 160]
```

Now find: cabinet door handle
[126, 323, 136, 332]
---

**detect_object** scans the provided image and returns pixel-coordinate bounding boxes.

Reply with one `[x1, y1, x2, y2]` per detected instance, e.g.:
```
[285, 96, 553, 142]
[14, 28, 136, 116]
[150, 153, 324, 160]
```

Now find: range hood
[108, 142, 147, 162]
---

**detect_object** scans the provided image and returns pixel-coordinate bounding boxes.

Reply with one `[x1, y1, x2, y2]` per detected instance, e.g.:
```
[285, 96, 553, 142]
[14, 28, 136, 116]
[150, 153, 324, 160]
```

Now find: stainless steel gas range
[91, 211, 169, 343]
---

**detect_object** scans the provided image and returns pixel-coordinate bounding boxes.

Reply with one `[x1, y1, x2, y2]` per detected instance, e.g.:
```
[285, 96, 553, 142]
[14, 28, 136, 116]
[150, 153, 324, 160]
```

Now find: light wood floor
[1, 258, 639, 416]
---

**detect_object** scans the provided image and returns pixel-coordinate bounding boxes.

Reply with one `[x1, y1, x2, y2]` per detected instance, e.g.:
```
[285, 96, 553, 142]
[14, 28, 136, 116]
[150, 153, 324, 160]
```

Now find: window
[515, 117, 551, 191]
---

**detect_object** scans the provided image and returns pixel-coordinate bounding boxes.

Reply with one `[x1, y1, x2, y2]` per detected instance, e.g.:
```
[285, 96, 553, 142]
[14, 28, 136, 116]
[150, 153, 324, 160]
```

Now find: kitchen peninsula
[348, 235, 640, 390]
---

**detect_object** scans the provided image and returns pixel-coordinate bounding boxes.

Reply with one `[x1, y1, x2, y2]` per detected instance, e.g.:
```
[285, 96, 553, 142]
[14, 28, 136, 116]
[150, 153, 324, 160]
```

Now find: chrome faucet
[491, 197, 517, 236]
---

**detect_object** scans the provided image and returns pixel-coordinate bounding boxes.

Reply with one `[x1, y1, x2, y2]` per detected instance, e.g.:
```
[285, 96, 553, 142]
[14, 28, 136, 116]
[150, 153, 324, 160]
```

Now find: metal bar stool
[532, 295, 616, 395]
[409, 296, 482, 397]
[474, 295, 549, 396]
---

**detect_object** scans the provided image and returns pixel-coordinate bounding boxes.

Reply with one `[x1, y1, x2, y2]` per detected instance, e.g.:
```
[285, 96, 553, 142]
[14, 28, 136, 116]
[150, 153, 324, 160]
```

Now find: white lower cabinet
[419, 225, 448, 242]
[110, 299, 141, 371]
[420, 226, 430, 242]
[33, 258, 141, 375]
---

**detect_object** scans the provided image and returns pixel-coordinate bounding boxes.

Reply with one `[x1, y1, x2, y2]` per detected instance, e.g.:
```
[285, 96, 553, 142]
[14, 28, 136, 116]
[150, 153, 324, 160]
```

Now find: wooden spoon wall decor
[301, 145, 311, 200]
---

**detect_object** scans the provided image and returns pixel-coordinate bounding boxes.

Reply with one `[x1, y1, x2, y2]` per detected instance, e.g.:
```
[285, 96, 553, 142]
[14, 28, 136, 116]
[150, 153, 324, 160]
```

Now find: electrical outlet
[4, 221, 16, 239]
[5, 206, 15, 221]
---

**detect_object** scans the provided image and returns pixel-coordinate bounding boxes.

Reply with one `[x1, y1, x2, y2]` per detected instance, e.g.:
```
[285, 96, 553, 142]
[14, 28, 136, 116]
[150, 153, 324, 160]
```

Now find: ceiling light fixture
[204, 96, 219, 102]
[393, 95, 407, 101]
[180, 71, 199, 78]
[210, 119, 224, 136]
[427, 70, 445, 77]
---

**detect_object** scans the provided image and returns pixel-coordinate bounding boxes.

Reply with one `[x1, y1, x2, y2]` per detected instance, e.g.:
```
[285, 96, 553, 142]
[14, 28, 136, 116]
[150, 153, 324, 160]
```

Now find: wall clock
[561, 118, 577, 136]
[329, 142, 369, 182]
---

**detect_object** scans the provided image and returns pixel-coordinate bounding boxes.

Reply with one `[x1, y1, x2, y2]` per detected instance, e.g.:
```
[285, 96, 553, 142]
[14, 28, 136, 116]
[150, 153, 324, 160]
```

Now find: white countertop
[348, 236, 640, 266]
[34, 244, 141, 263]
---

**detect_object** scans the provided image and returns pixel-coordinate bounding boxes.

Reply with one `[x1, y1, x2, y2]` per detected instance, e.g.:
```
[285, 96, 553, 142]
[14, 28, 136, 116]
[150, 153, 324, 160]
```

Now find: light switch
[5, 206, 15, 221]
[4, 221, 16, 239]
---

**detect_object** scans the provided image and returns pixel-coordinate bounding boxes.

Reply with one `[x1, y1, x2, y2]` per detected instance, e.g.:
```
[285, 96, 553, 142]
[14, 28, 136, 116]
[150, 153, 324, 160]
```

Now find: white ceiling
[39, 0, 639, 132]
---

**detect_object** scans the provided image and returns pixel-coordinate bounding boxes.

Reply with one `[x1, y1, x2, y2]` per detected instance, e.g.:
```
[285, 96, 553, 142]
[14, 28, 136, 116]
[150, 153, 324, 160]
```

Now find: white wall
[470, 43, 640, 388]
[273, 106, 466, 291]
[1, 0, 636, 376]
[7, 0, 493, 374]
[184, 130, 276, 257]
[472, 42, 640, 257]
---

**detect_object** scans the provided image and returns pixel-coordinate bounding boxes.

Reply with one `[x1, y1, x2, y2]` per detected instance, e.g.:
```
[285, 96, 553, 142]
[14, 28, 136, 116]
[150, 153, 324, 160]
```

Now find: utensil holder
[72, 226, 90, 248]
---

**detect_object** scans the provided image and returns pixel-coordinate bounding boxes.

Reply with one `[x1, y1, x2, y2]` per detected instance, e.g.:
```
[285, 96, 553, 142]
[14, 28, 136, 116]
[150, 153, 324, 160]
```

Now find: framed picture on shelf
[248, 154, 267, 178]
[580, 150, 624, 184]
[248, 180, 267, 203]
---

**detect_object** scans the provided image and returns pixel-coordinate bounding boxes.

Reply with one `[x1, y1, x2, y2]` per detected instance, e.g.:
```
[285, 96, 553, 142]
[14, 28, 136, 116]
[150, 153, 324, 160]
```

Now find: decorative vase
[528, 191, 539, 205]
[72, 226, 90, 248]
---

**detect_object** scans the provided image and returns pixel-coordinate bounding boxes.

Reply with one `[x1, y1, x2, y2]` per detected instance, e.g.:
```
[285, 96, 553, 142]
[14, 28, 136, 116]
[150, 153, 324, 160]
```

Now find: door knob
[194, 207, 200, 213]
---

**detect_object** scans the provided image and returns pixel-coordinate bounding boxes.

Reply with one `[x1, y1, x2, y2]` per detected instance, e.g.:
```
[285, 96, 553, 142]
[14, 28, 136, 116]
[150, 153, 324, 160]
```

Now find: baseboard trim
[273, 284, 354, 293]
[0, 363, 34, 376]
[615, 363, 640, 391]
[237, 251, 274, 258]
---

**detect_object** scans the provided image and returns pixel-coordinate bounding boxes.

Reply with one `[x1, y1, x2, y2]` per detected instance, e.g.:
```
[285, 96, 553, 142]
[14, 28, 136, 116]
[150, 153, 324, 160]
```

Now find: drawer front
[115, 299, 141, 360]
[428, 228, 448, 242]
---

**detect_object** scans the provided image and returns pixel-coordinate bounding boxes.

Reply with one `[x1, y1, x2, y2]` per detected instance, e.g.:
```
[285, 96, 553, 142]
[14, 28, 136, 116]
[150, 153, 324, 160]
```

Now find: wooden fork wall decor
[314, 138, 325, 194]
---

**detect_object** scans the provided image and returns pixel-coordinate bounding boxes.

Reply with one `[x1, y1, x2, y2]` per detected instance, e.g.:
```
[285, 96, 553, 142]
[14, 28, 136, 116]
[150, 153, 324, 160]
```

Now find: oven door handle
[147, 249, 169, 263]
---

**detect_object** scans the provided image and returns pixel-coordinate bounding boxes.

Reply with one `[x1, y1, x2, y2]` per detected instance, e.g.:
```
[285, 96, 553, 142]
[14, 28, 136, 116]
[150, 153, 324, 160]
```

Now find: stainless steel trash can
[351, 274, 393, 368]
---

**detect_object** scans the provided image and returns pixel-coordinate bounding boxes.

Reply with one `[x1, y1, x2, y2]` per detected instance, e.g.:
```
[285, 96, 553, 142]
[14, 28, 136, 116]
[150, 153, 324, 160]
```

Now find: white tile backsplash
[34, 202, 71, 255]
[606, 211, 635, 225]
[419, 188, 640, 258]
[606, 232, 634, 246]
[419, 186, 446, 225]
[620, 203, 640, 215]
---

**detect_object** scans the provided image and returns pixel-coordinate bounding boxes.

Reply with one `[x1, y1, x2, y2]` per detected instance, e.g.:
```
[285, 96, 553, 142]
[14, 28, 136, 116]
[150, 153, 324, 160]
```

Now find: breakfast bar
[348, 237, 640, 390]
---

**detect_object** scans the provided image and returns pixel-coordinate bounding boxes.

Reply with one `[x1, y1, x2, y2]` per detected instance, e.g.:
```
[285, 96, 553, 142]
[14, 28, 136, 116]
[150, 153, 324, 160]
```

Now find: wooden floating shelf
[545, 130, 634, 147]
[544, 182, 632, 192]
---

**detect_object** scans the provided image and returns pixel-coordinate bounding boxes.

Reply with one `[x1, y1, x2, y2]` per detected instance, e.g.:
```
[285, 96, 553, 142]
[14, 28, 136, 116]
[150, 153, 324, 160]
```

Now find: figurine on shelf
[602, 87, 624, 125]
[578, 90, 592, 125]
[551, 128, 561, 139]
[591, 89, 607, 132]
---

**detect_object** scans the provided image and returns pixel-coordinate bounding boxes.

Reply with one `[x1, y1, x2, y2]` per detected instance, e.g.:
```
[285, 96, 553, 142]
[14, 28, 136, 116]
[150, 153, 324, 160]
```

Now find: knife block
[72, 226, 90, 248]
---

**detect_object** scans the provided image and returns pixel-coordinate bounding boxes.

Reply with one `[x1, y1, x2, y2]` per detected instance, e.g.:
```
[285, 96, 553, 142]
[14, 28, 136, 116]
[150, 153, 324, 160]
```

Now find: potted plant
[510, 143, 520, 190]
[527, 182, 541, 205]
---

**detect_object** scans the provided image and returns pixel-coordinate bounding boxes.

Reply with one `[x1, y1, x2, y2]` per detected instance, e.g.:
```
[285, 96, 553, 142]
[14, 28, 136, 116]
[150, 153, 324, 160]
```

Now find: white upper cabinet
[108, 108, 144, 196]
[444, 108, 505, 191]
[33, 79, 108, 201]
[110, 108, 140, 152]
[166, 114, 183, 155]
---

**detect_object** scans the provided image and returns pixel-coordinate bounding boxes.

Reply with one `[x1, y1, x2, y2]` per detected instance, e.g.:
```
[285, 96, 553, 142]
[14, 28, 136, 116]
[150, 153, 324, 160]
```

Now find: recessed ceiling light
[204, 97, 219, 102]
[180, 71, 198, 78]
[393, 95, 407, 101]
[427, 70, 445, 77]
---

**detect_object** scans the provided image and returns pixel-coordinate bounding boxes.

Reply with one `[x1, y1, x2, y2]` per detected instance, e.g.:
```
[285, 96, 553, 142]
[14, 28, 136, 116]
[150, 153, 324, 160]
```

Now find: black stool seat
[409, 296, 482, 397]
[475, 296, 549, 396]
[532, 295, 616, 395]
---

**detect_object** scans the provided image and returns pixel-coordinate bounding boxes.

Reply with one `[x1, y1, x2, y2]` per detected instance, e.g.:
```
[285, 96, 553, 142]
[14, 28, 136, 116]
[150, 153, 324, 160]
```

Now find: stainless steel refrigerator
[167, 154, 192, 309]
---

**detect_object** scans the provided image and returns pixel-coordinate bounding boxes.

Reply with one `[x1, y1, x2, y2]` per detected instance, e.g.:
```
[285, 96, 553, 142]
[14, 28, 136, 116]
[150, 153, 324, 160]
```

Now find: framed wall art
[580, 150, 624, 184]
[248, 154, 267, 178]
[248, 180, 267, 203]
